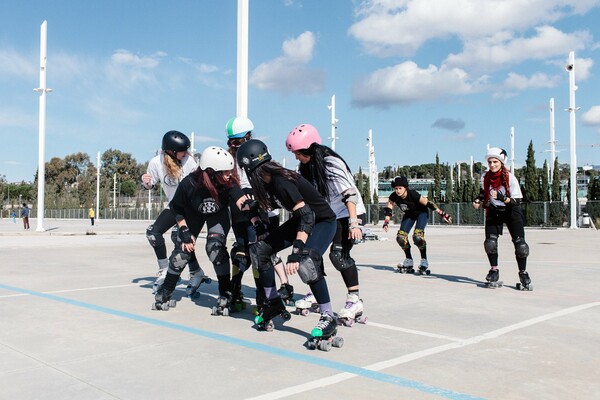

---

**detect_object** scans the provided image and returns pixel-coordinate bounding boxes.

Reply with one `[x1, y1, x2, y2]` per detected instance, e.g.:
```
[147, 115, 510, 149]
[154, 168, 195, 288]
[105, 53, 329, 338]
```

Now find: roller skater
[237, 139, 338, 340]
[286, 124, 367, 328]
[306, 313, 344, 351]
[152, 287, 176, 311]
[186, 269, 212, 298]
[294, 292, 320, 316]
[484, 267, 503, 288]
[383, 176, 451, 276]
[254, 297, 291, 331]
[142, 131, 197, 294]
[473, 147, 532, 292]
[416, 259, 431, 276]
[337, 293, 367, 327]
[395, 258, 415, 274]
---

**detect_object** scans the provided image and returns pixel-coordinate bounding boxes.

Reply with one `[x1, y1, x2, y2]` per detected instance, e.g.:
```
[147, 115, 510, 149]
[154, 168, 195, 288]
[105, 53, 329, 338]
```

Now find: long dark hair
[247, 161, 299, 210]
[189, 168, 240, 201]
[297, 143, 352, 201]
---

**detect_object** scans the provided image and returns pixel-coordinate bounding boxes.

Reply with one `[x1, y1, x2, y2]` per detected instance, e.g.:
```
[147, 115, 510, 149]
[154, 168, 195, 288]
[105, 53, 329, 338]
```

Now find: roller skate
[230, 282, 249, 312]
[152, 267, 168, 294]
[254, 297, 291, 331]
[415, 259, 431, 275]
[211, 292, 232, 316]
[395, 258, 415, 274]
[337, 293, 367, 327]
[516, 271, 533, 291]
[277, 283, 295, 306]
[294, 292, 320, 316]
[485, 268, 503, 288]
[152, 287, 176, 311]
[306, 313, 344, 351]
[186, 269, 212, 298]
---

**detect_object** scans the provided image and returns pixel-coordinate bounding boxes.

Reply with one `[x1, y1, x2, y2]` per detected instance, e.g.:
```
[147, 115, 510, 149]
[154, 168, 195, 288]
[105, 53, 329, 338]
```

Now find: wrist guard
[287, 239, 305, 263]
[179, 226, 193, 244]
[383, 207, 393, 217]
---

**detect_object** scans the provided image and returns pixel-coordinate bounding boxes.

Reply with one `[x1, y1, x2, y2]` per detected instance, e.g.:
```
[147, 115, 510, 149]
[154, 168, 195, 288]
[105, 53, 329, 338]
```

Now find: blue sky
[1, 0, 600, 183]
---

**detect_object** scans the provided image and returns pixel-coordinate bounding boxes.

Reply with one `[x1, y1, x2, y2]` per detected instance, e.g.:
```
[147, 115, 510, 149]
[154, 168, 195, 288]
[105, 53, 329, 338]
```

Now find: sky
[1, 0, 600, 183]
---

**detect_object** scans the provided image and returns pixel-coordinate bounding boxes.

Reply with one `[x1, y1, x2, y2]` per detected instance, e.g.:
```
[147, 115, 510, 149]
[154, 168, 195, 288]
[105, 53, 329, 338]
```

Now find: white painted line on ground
[244, 301, 600, 400]
[366, 321, 464, 342]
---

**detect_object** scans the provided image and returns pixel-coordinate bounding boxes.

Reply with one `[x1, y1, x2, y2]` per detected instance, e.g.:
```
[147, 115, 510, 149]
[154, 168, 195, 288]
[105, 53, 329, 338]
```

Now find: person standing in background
[21, 203, 30, 230]
[89, 207, 95, 226]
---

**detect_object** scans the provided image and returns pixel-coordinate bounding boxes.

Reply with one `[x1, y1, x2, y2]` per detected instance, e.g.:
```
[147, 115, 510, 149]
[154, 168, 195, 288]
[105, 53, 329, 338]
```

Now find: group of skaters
[140, 117, 532, 347]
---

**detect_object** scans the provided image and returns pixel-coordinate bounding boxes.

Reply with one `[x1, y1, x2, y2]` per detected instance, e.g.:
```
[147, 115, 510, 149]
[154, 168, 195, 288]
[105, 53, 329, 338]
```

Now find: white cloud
[105, 50, 166, 90]
[0, 49, 37, 79]
[351, 61, 483, 107]
[445, 26, 590, 73]
[350, 0, 596, 58]
[503, 72, 560, 90]
[581, 105, 600, 126]
[250, 31, 325, 94]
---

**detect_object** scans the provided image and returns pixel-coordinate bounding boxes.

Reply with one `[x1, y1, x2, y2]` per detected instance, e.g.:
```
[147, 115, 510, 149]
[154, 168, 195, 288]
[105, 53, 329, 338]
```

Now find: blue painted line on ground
[1, 283, 485, 400]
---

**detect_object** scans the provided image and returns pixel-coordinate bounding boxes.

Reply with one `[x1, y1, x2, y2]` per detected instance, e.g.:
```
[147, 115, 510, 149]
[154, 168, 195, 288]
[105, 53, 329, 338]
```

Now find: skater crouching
[473, 147, 532, 290]
[153, 146, 248, 311]
[383, 176, 452, 274]
[285, 123, 367, 326]
[237, 139, 340, 343]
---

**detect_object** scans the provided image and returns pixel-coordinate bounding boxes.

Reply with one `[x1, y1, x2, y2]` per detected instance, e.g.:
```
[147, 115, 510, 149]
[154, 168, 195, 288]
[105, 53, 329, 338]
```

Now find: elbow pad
[342, 189, 359, 205]
[426, 201, 437, 211]
[383, 207, 393, 217]
[293, 205, 314, 235]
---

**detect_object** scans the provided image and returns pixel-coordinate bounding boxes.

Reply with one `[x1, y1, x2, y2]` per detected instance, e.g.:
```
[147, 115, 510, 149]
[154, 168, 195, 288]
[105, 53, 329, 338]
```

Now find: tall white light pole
[548, 98, 558, 184]
[237, 0, 249, 117]
[327, 95, 339, 150]
[565, 51, 579, 229]
[366, 129, 378, 201]
[34, 20, 52, 232]
[96, 152, 100, 222]
[510, 127, 515, 173]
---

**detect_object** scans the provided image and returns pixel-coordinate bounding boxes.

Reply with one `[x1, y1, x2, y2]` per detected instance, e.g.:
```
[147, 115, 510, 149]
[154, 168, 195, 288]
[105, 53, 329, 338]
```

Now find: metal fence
[2, 201, 599, 229]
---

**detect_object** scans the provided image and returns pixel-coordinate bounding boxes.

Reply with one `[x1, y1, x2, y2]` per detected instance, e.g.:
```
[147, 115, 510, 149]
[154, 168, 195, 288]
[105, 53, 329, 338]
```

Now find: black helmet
[162, 130, 190, 153]
[236, 139, 272, 172]
[392, 176, 409, 188]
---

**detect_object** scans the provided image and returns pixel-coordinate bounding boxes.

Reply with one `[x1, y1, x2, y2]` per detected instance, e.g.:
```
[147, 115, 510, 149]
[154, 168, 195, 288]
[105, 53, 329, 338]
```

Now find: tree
[540, 160, 550, 201]
[523, 141, 539, 201]
[551, 158, 561, 201]
[434, 153, 441, 202]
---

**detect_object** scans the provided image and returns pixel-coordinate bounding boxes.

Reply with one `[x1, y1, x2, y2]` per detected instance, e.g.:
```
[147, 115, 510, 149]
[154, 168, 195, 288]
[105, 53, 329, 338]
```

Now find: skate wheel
[222, 308, 230, 317]
[300, 309, 310, 317]
[357, 316, 368, 324]
[318, 340, 332, 352]
[516, 283, 521, 290]
[168, 299, 177, 308]
[528, 285, 533, 291]
[343, 319, 354, 327]
[306, 340, 317, 350]
[151, 303, 158, 310]
[426, 270, 431, 275]
[162, 303, 169, 311]
[204, 278, 212, 284]
[211, 306, 219, 316]
[281, 311, 291, 321]
[332, 336, 344, 348]
[265, 321, 274, 332]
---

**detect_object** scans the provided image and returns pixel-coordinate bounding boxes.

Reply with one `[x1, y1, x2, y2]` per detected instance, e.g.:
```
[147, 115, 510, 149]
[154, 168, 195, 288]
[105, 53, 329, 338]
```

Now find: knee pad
[412, 229, 426, 250]
[146, 224, 166, 248]
[230, 243, 251, 273]
[205, 233, 229, 266]
[484, 234, 498, 255]
[170, 226, 178, 245]
[249, 241, 274, 273]
[298, 249, 323, 285]
[328, 244, 354, 272]
[513, 237, 529, 258]
[396, 230, 410, 250]
[168, 248, 191, 274]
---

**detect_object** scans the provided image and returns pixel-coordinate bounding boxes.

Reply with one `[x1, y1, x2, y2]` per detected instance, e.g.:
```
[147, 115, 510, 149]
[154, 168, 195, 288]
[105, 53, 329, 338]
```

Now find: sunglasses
[228, 137, 248, 148]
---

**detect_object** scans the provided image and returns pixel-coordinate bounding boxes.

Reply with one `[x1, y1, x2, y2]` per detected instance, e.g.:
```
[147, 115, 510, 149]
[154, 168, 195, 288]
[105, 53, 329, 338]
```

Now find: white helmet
[199, 146, 234, 171]
[486, 147, 507, 164]
[226, 116, 254, 139]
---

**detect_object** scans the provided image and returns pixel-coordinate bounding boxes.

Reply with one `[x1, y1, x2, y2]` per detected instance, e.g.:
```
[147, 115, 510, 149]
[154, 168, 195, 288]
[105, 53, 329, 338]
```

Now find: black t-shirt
[170, 174, 243, 219]
[388, 189, 427, 219]
[266, 174, 335, 222]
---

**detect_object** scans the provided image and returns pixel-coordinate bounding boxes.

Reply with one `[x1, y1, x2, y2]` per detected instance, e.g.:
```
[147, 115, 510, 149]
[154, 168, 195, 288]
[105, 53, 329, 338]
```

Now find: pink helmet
[285, 124, 322, 152]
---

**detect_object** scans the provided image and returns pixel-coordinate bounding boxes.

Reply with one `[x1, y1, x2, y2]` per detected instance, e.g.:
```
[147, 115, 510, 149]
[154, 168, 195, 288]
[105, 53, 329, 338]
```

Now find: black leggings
[484, 205, 527, 270]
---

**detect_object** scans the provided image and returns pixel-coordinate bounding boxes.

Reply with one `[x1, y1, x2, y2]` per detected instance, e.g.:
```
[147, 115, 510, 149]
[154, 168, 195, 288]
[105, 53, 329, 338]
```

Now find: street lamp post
[565, 51, 579, 229]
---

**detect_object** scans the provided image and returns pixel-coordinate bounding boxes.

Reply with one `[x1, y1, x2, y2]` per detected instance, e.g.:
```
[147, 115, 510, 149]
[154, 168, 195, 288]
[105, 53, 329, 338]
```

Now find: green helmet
[226, 116, 254, 139]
